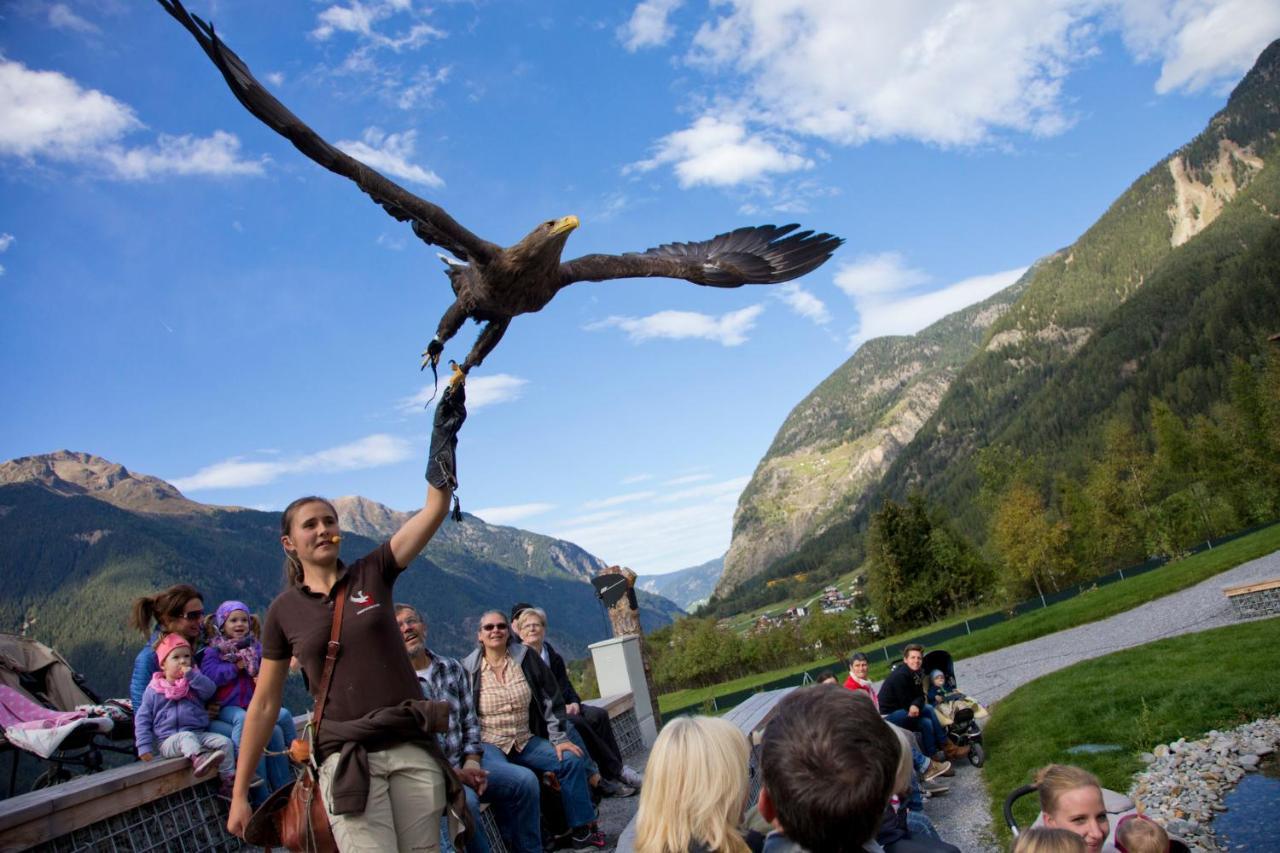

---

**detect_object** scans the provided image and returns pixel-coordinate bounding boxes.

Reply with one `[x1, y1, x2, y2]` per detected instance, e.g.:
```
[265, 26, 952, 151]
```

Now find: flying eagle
[159, 0, 844, 385]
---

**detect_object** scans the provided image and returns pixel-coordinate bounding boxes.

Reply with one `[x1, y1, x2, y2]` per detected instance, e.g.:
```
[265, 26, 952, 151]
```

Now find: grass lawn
[981, 617, 1280, 846]
[658, 522, 1280, 713]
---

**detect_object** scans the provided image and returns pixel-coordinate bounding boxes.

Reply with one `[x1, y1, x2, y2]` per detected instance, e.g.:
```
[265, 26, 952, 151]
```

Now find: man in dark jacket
[877, 645, 947, 760]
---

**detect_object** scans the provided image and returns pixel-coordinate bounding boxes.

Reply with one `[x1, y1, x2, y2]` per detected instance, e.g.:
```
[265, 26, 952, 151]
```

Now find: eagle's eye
[544, 220, 556, 229]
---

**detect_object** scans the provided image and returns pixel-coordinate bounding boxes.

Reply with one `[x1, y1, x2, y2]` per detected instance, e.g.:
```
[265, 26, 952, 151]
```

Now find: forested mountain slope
[709, 38, 1280, 615]
[0, 453, 681, 700]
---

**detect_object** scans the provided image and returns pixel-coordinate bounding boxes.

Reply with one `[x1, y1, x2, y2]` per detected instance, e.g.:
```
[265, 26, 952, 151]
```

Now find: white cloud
[627, 115, 812, 187]
[582, 491, 658, 510]
[0, 59, 264, 179]
[396, 66, 451, 110]
[633, 1, 1270, 189]
[664, 473, 712, 486]
[0, 59, 138, 159]
[313, 1, 445, 51]
[552, 475, 746, 573]
[1116, 0, 1280, 94]
[472, 502, 557, 525]
[48, 4, 99, 35]
[588, 304, 764, 346]
[834, 252, 931, 300]
[337, 127, 443, 188]
[619, 0, 685, 52]
[847, 265, 1029, 348]
[265, 71, 286, 88]
[172, 434, 413, 491]
[103, 131, 267, 179]
[398, 373, 529, 413]
[775, 282, 830, 325]
[621, 473, 653, 485]
[0, 233, 13, 253]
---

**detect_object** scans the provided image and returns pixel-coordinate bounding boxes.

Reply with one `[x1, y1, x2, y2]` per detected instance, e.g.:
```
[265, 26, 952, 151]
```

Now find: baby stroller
[0, 633, 134, 794]
[922, 649, 987, 767]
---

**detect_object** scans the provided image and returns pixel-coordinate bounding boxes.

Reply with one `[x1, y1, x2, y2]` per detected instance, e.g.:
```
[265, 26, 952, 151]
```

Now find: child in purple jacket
[135, 633, 234, 791]
[200, 601, 298, 796]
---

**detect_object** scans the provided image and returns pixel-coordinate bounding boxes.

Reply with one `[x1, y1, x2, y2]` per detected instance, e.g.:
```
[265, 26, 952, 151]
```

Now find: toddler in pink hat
[134, 632, 235, 792]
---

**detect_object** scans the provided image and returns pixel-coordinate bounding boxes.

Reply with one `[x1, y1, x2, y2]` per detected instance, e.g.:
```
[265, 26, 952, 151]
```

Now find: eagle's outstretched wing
[558, 224, 842, 289]
[158, 0, 499, 265]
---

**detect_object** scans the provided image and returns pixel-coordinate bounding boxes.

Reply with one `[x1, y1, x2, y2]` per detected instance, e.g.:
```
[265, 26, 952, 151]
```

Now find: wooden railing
[0, 694, 642, 852]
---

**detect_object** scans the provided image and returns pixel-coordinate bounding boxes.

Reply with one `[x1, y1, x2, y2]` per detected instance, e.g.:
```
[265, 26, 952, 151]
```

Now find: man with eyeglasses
[395, 604, 540, 853]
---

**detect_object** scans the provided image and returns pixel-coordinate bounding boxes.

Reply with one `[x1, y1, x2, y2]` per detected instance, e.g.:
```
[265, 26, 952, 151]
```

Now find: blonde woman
[634, 716, 751, 853]
[1034, 765, 1109, 853]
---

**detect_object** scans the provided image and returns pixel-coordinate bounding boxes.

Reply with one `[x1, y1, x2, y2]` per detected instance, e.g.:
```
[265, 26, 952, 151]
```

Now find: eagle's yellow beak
[550, 215, 579, 237]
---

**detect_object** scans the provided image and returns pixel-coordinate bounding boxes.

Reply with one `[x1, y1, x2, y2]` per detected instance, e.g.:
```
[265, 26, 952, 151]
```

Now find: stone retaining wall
[1225, 580, 1280, 619]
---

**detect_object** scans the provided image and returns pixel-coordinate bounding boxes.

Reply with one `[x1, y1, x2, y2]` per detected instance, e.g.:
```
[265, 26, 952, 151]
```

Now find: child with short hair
[1114, 814, 1170, 853]
[135, 633, 235, 792]
[200, 600, 298, 796]
[1011, 828, 1086, 853]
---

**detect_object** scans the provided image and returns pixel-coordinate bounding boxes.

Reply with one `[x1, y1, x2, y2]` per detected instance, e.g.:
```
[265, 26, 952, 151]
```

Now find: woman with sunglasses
[128, 586, 216, 710]
[224, 383, 469, 850]
[463, 610, 603, 850]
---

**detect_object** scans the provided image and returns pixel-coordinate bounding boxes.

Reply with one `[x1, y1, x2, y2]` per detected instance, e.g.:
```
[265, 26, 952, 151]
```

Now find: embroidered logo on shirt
[350, 589, 372, 605]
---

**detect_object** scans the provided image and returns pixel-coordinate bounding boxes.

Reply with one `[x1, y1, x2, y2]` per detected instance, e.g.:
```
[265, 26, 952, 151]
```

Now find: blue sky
[2, 1, 1275, 576]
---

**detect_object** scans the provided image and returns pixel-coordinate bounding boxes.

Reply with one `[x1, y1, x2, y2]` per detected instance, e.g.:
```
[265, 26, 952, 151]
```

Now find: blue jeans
[217, 705, 298, 795]
[885, 707, 946, 756]
[448, 755, 542, 853]
[482, 738, 594, 841]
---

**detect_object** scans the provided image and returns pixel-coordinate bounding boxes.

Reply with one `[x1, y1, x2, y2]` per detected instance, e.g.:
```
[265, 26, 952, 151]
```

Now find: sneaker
[619, 765, 644, 788]
[923, 759, 952, 782]
[191, 752, 223, 779]
[596, 778, 637, 798]
[570, 827, 606, 849]
[921, 779, 950, 795]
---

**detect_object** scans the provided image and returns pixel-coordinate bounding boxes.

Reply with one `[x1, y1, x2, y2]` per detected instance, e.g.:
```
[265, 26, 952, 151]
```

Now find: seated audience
[129, 583, 233, 744]
[844, 652, 950, 805]
[1012, 828, 1087, 853]
[134, 633, 235, 794]
[200, 601, 297, 798]
[1034, 765, 1109, 853]
[633, 716, 751, 853]
[877, 645, 951, 761]
[463, 609, 603, 850]
[876, 726, 959, 853]
[396, 604, 540, 853]
[513, 604, 642, 795]
[1113, 814, 1170, 853]
[756, 686, 898, 852]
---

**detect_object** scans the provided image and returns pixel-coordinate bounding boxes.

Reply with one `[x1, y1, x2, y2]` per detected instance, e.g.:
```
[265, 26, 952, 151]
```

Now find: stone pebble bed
[1131, 716, 1279, 853]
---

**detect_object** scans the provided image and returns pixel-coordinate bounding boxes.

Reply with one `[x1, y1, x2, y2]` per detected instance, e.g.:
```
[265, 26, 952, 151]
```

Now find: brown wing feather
[158, 0, 498, 264]
[558, 224, 843, 288]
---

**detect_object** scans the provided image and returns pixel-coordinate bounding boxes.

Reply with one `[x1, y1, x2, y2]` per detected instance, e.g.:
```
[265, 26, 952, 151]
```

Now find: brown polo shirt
[262, 542, 421, 724]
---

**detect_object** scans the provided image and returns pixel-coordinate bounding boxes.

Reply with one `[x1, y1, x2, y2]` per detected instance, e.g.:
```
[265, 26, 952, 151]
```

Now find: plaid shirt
[416, 650, 482, 768]
[477, 653, 533, 753]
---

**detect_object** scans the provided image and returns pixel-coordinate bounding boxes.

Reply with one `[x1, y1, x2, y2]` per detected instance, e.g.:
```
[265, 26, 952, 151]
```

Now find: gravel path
[919, 548, 1280, 852]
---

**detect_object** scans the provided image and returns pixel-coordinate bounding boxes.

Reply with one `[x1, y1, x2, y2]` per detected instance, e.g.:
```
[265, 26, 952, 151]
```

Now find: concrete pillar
[589, 634, 658, 746]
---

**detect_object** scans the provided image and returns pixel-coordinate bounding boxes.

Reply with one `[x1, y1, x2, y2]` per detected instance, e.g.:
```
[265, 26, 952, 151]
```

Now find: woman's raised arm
[391, 380, 467, 568]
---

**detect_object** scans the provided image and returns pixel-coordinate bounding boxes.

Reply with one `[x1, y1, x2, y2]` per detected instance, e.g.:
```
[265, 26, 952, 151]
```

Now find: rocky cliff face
[716, 279, 1027, 597]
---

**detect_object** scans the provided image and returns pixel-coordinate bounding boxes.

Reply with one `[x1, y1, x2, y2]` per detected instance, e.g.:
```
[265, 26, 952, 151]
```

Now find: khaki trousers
[319, 741, 445, 852]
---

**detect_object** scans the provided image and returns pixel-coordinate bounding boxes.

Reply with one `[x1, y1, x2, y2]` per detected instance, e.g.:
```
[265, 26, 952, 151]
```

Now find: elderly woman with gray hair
[511, 605, 643, 795]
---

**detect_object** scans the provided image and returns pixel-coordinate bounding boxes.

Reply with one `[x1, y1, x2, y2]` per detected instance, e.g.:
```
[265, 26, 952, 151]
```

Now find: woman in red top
[843, 652, 878, 708]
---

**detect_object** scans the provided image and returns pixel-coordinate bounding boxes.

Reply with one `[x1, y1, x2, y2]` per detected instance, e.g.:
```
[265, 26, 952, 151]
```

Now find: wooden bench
[1224, 578, 1280, 620]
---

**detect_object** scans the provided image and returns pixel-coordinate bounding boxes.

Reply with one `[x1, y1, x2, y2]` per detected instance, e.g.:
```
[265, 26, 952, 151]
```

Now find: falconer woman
[225, 383, 468, 851]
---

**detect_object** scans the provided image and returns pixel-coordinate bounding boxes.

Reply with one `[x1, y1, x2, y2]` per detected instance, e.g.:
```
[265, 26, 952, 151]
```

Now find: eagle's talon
[421, 339, 445, 372]
[448, 361, 467, 390]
